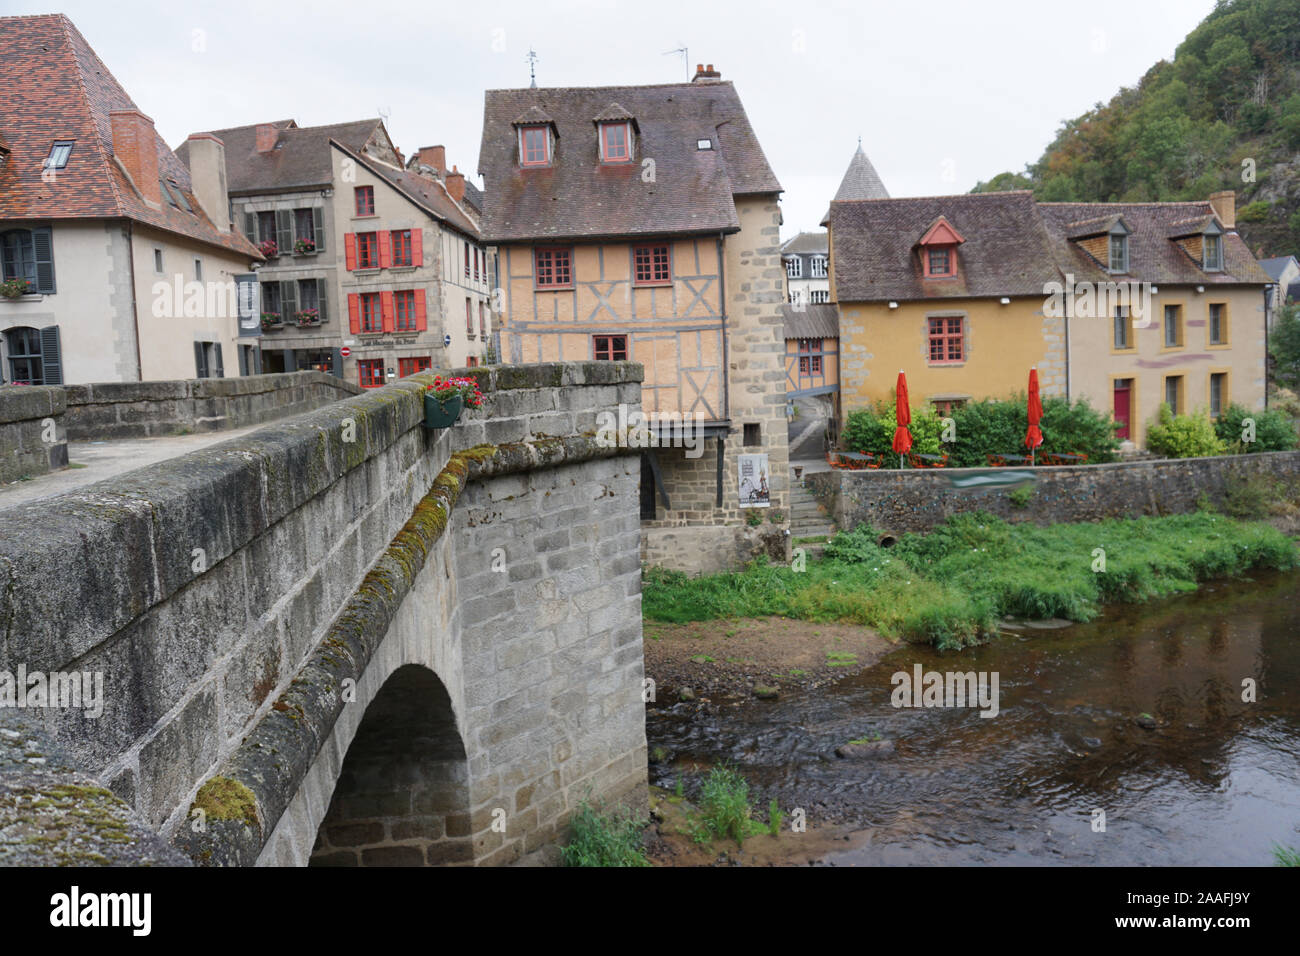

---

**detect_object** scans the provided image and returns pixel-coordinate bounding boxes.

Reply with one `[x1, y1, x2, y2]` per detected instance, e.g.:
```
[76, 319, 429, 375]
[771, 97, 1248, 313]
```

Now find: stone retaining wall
[0, 385, 68, 482]
[810, 451, 1300, 534]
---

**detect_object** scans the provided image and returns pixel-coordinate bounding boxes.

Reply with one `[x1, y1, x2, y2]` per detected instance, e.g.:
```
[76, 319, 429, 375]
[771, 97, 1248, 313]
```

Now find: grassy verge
[643, 511, 1298, 650]
[560, 799, 650, 867]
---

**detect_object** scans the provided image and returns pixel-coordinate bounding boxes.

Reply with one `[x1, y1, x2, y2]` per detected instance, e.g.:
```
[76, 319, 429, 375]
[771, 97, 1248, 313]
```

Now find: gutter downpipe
[717, 232, 730, 510]
[125, 220, 144, 381]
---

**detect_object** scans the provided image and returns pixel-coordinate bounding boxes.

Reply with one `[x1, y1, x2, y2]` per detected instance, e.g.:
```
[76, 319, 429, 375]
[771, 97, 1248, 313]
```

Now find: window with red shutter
[534, 248, 572, 288]
[360, 293, 382, 333]
[390, 230, 412, 267]
[356, 232, 379, 269]
[413, 288, 427, 331]
[464, 244, 470, 279]
[478, 301, 486, 337]
[394, 290, 416, 331]
[355, 186, 375, 217]
[466, 298, 473, 334]
[398, 356, 431, 377]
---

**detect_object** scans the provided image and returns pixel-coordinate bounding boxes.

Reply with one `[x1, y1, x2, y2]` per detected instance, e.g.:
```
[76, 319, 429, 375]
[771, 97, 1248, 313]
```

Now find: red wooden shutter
[378, 231, 392, 269]
[348, 293, 360, 334]
[414, 289, 427, 331]
[344, 233, 357, 271]
[411, 228, 423, 267]
[381, 291, 395, 333]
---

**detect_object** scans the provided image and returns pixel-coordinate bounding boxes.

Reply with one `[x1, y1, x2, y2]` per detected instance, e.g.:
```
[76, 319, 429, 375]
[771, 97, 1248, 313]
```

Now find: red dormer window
[600, 122, 631, 163]
[917, 216, 965, 280]
[520, 125, 550, 166]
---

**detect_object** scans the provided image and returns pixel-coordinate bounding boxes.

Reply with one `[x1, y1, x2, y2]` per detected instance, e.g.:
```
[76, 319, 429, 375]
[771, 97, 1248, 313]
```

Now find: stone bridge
[0, 362, 648, 866]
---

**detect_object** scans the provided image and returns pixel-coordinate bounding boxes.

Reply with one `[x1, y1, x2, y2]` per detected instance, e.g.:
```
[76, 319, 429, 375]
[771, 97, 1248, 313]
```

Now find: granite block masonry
[0, 361, 649, 866]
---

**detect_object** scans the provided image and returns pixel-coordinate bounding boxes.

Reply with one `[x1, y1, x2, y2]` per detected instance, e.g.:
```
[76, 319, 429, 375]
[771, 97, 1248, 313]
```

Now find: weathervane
[526, 48, 539, 89]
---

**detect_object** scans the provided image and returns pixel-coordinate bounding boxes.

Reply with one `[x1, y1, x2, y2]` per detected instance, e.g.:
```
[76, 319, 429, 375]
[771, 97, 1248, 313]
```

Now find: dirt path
[643, 616, 895, 701]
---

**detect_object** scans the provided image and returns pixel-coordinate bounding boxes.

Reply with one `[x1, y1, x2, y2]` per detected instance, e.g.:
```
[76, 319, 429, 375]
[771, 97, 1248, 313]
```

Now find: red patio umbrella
[893, 370, 912, 468]
[1025, 367, 1043, 466]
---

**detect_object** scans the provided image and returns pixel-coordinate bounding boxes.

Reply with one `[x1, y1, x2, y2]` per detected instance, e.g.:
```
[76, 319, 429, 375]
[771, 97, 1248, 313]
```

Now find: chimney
[184, 133, 230, 233]
[445, 164, 466, 203]
[1209, 190, 1236, 230]
[109, 109, 161, 206]
[416, 145, 446, 176]
[693, 63, 722, 83]
[255, 123, 278, 153]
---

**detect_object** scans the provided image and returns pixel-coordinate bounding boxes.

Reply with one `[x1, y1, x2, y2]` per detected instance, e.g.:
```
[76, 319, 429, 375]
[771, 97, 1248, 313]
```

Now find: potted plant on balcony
[0, 277, 32, 300]
[260, 312, 282, 331]
[424, 375, 484, 429]
[294, 308, 320, 328]
[258, 239, 278, 258]
[293, 237, 316, 255]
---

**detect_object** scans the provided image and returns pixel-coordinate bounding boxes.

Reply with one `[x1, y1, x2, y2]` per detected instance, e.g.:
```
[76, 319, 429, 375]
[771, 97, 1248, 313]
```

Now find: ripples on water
[646, 573, 1300, 865]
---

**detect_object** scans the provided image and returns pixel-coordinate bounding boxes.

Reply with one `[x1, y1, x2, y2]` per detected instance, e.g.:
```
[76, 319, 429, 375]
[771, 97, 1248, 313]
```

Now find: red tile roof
[0, 13, 260, 260]
[331, 141, 481, 240]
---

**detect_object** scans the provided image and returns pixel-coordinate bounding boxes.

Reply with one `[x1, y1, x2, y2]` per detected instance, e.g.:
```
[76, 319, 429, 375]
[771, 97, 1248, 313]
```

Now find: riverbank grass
[643, 512, 1297, 650]
[560, 799, 650, 867]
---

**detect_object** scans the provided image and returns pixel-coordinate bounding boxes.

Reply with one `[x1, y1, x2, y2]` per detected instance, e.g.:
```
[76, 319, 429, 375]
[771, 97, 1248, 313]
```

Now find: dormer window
[926, 247, 953, 277]
[520, 125, 551, 166]
[1109, 233, 1128, 273]
[1203, 232, 1223, 271]
[600, 122, 632, 163]
[811, 256, 828, 278]
[917, 215, 965, 280]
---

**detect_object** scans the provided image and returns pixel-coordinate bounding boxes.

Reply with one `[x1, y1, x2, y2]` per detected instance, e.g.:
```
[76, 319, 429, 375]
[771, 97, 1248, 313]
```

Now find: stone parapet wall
[0, 384, 67, 482]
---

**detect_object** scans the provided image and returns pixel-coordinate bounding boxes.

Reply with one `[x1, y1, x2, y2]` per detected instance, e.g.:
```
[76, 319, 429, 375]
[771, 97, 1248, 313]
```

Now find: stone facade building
[0, 14, 262, 386]
[782, 231, 830, 305]
[478, 64, 789, 572]
[177, 121, 491, 386]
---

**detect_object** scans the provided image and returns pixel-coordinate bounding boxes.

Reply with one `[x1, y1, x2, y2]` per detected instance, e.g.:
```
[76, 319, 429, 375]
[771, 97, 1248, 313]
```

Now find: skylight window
[45, 141, 73, 169]
[697, 138, 712, 150]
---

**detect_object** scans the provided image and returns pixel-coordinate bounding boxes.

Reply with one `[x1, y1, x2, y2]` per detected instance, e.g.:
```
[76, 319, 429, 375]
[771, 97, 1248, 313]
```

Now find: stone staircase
[789, 475, 836, 558]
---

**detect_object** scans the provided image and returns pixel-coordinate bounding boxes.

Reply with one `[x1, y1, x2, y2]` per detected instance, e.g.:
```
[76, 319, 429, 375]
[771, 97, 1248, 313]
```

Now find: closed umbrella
[893, 370, 912, 469]
[1025, 367, 1043, 466]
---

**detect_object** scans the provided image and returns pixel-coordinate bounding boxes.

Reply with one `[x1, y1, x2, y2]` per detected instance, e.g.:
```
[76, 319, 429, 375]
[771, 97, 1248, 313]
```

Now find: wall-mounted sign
[443, 334, 452, 347]
[738, 453, 770, 507]
[235, 274, 260, 338]
[339, 346, 352, 358]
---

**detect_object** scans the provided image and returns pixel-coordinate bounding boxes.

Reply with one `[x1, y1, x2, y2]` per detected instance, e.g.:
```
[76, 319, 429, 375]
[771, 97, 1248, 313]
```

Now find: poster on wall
[738, 453, 770, 507]
[236, 274, 261, 338]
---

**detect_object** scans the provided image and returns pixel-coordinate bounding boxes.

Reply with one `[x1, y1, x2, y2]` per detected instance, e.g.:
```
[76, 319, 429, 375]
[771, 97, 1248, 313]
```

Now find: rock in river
[836, 740, 896, 759]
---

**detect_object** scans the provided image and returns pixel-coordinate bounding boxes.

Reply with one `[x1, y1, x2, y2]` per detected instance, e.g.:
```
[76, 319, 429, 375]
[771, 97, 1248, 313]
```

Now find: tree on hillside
[1271, 303, 1300, 392]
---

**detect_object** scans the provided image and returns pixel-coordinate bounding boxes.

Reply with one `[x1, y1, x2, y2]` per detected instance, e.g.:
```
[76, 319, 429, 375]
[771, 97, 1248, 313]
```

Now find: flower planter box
[424, 392, 463, 429]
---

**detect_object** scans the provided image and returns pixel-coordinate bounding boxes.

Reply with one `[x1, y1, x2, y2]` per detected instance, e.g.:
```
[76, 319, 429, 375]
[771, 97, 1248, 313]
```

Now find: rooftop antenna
[526, 48, 539, 89]
[377, 105, 391, 126]
[663, 44, 688, 80]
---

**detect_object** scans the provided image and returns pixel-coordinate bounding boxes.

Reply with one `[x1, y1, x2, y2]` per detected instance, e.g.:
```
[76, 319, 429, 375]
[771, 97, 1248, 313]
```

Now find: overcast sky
[15, 0, 1216, 239]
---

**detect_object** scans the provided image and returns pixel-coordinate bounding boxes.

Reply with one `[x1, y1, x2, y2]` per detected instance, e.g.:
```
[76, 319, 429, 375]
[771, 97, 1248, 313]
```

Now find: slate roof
[177, 118, 380, 196]
[332, 142, 480, 240]
[1259, 255, 1298, 282]
[0, 14, 260, 259]
[828, 192, 1061, 301]
[833, 145, 889, 201]
[780, 303, 839, 340]
[781, 231, 828, 255]
[478, 81, 781, 243]
[1038, 202, 1270, 285]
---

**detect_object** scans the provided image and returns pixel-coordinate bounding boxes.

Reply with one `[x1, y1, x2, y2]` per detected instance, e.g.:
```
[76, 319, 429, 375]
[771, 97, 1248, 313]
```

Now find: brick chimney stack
[416, 145, 446, 176]
[255, 123, 278, 153]
[109, 109, 161, 206]
[445, 164, 466, 203]
[692, 63, 722, 83]
[1209, 190, 1236, 230]
[184, 133, 230, 233]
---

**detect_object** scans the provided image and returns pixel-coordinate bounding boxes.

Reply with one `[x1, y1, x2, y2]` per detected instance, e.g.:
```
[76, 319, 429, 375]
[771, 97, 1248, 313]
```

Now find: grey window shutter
[214, 343, 224, 378]
[252, 347, 262, 374]
[281, 280, 298, 320]
[39, 325, 62, 384]
[194, 341, 208, 378]
[243, 210, 257, 243]
[282, 349, 297, 372]
[276, 209, 293, 254]
[238, 345, 248, 377]
[313, 207, 326, 253]
[318, 278, 328, 324]
[331, 348, 342, 377]
[32, 227, 55, 294]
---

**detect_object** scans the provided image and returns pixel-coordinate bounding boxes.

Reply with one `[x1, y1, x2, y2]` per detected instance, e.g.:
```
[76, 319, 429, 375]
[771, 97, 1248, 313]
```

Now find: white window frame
[810, 256, 828, 278]
[785, 257, 802, 279]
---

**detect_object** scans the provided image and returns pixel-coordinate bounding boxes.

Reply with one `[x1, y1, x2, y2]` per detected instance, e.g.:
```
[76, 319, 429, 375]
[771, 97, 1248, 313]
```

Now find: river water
[646, 573, 1300, 865]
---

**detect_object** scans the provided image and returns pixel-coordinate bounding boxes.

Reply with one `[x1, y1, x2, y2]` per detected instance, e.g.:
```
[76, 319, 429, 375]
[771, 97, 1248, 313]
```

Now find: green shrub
[1146, 403, 1227, 458]
[560, 799, 650, 867]
[844, 401, 946, 458]
[696, 764, 763, 846]
[1008, 486, 1034, 508]
[1236, 200, 1271, 223]
[1222, 472, 1280, 520]
[1037, 396, 1120, 462]
[1215, 403, 1298, 453]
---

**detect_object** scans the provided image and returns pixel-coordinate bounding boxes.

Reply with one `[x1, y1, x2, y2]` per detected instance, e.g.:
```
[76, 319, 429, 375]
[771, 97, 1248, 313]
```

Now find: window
[1210, 372, 1227, 418]
[5, 327, 46, 385]
[399, 356, 431, 377]
[474, 247, 480, 281]
[1109, 234, 1128, 273]
[358, 358, 385, 388]
[391, 230, 413, 267]
[45, 141, 73, 169]
[696, 138, 712, 150]
[297, 278, 324, 322]
[1209, 303, 1226, 345]
[355, 186, 375, 217]
[932, 399, 967, 416]
[600, 122, 631, 163]
[789, 289, 803, 305]
[466, 356, 479, 368]
[356, 232, 379, 269]
[634, 245, 670, 285]
[1165, 375, 1183, 415]
[465, 243, 471, 278]
[1113, 306, 1132, 349]
[928, 316, 964, 363]
[257, 211, 276, 245]
[292, 208, 323, 252]
[743, 423, 761, 446]
[261, 282, 281, 318]
[479, 301, 486, 337]
[1163, 304, 1181, 348]
[810, 289, 830, 304]
[810, 257, 828, 278]
[798, 340, 823, 376]
[1, 228, 54, 294]
[594, 335, 627, 361]
[925, 247, 953, 278]
[194, 258, 202, 282]
[394, 290, 416, 331]
[520, 125, 550, 166]
[785, 257, 802, 279]
[466, 297, 474, 335]
[534, 248, 572, 288]
[360, 292, 382, 333]
[1203, 233, 1223, 271]
[193, 341, 223, 379]
[153, 248, 164, 274]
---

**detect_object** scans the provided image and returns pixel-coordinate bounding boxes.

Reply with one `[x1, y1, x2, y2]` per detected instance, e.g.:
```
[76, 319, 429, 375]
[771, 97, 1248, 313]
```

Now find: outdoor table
[988, 453, 1032, 466]
[1046, 452, 1086, 465]
[831, 451, 878, 469]
[908, 453, 948, 468]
